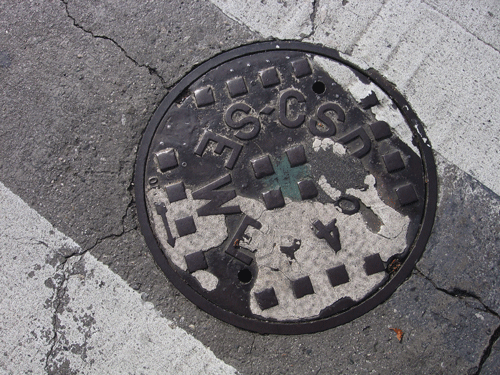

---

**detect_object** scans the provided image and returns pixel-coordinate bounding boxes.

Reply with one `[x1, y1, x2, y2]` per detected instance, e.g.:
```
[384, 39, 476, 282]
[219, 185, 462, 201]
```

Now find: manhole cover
[135, 41, 437, 334]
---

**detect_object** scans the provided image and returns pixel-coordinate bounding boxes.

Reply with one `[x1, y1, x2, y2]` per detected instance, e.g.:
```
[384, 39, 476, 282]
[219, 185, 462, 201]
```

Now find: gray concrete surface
[0, 0, 499, 374]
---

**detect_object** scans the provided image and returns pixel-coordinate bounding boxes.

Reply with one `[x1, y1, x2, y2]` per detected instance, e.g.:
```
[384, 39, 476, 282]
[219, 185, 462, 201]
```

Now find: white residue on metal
[231, 173, 410, 321]
[313, 56, 419, 154]
[230, 195, 270, 255]
[347, 175, 409, 240]
[146, 188, 228, 270]
[415, 123, 432, 148]
[192, 270, 219, 291]
[312, 136, 346, 155]
[318, 175, 342, 200]
[231, 195, 267, 221]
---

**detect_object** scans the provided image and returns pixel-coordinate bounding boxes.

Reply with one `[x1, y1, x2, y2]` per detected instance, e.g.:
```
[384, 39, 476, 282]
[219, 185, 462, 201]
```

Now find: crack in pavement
[60, 0, 167, 86]
[53, 203, 136, 265]
[57, 177, 137, 260]
[301, 0, 318, 40]
[56, 210, 136, 262]
[84, 226, 136, 256]
[476, 325, 500, 375]
[44, 261, 70, 373]
[248, 335, 256, 374]
[415, 267, 499, 318]
[414, 267, 500, 374]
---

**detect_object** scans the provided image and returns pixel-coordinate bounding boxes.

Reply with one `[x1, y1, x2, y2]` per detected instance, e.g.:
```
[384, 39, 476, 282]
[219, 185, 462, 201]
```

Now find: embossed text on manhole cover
[135, 42, 437, 334]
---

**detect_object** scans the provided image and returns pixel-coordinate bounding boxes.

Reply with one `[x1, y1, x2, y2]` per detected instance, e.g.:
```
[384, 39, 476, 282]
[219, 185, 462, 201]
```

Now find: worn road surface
[1, 1, 499, 374]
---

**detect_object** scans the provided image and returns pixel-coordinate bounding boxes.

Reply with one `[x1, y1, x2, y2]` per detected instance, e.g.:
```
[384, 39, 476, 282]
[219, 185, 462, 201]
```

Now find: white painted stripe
[210, 0, 314, 39]
[210, 0, 500, 196]
[0, 181, 236, 375]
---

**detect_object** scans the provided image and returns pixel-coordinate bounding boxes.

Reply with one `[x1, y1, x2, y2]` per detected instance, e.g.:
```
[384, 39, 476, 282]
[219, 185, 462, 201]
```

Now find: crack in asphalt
[414, 267, 500, 374]
[60, 0, 167, 86]
[300, 0, 318, 40]
[54, 214, 136, 262]
[84, 227, 136, 255]
[415, 267, 499, 318]
[309, 0, 318, 38]
[44, 262, 69, 373]
[477, 325, 500, 375]
[248, 336, 256, 374]
[55, 0, 156, 274]
[56, 176, 137, 260]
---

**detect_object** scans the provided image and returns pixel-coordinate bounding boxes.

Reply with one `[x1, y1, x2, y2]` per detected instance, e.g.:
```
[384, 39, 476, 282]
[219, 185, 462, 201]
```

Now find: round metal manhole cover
[135, 41, 437, 334]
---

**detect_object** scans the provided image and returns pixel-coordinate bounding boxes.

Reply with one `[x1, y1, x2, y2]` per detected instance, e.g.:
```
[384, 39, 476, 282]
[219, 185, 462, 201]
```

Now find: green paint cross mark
[261, 155, 311, 201]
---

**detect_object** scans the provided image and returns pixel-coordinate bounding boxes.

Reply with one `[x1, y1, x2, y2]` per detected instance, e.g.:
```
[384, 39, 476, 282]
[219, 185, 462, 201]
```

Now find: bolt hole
[312, 81, 326, 94]
[238, 268, 252, 283]
[339, 199, 356, 211]
[336, 195, 360, 215]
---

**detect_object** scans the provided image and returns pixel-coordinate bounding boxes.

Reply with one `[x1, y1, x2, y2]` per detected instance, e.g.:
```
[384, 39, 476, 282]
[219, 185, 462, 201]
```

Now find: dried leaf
[390, 327, 404, 342]
[388, 259, 402, 274]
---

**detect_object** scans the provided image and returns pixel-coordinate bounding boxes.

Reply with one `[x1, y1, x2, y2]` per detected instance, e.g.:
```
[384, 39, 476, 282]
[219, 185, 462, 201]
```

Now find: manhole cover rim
[134, 40, 438, 334]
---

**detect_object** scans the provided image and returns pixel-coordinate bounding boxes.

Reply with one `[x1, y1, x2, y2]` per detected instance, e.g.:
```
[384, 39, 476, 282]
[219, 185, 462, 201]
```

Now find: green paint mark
[261, 156, 311, 201]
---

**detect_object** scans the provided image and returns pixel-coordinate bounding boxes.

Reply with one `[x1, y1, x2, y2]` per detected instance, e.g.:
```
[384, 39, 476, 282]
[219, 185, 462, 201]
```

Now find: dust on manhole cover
[135, 41, 437, 334]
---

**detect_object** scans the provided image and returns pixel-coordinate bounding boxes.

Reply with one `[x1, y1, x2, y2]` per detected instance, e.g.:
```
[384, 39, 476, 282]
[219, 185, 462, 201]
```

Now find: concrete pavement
[0, 0, 499, 374]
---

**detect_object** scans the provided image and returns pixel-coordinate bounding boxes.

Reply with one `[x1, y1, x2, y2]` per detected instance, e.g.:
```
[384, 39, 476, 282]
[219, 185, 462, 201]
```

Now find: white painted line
[0, 181, 236, 374]
[210, 0, 314, 39]
[423, 0, 500, 52]
[210, 0, 500, 196]
[347, 0, 500, 195]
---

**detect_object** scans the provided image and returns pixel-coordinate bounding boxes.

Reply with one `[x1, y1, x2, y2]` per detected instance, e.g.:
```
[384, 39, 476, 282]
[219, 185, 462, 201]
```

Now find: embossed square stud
[165, 181, 187, 203]
[185, 251, 208, 273]
[286, 145, 307, 167]
[326, 265, 350, 287]
[396, 184, 418, 206]
[383, 151, 405, 173]
[298, 180, 318, 200]
[363, 254, 385, 276]
[226, 76, 248, 98]
[292, 276, 315, 299]
[262, 189, 285, 210]
[155, 148, 178, 172]
[251, 155, 275, 179]
[255, 288, 279, 310]
[194, 86, 215, 107]
[291, 58, 312, 78]
[259, 67, 281, 87]
[175, 216, 197, 237]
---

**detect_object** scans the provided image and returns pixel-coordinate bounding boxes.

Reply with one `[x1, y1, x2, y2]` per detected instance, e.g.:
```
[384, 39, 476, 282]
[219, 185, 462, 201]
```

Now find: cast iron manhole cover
[135, 41, 437, 334]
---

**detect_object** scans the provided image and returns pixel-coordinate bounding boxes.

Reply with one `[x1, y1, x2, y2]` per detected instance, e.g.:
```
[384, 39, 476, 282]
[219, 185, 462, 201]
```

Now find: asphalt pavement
[0, 0, 499, 374]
